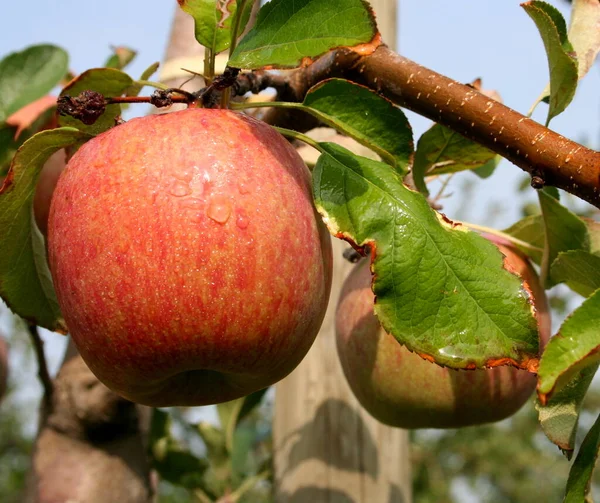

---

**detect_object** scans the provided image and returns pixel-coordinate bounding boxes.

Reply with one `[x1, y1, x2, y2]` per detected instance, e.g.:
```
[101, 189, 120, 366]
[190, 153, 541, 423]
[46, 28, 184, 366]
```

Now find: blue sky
[0, 0, 598, 423]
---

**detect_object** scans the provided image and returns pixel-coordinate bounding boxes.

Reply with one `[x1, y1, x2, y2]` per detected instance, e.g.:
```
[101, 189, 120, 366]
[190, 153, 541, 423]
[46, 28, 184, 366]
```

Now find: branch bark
[241, 45, 600, 208]
[24, 341, 153, 503]
[26, 325, 53, 415]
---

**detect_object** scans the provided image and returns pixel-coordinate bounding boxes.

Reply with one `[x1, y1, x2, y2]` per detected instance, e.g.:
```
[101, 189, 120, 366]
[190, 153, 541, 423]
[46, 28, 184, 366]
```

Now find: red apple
[0, 336, 8, 402]
[335, 238, 550, 429]
[48, 108, 332, 407]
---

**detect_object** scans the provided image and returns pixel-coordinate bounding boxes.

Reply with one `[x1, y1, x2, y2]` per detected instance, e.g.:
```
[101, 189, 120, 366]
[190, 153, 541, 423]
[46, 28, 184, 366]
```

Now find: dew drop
[236, 211, 249, 229]
[238, 181, 251, 195]
[207, 196, 231, 224]
[169, 180, 192, 197]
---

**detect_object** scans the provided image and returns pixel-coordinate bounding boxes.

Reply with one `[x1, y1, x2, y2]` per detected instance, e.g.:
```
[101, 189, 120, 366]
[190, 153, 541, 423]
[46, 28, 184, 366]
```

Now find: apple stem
[272, 126, 326, 164]
[204, 48, 216, 84]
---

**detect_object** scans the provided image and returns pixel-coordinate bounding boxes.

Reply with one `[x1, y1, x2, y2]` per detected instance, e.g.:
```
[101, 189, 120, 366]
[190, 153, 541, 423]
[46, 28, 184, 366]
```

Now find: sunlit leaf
[302, 79, 413, 173]
[523, 1, 578, 124]
[229, 0, 379, 69]
[568, 0, 600, 79]
[178, 0, 254, 54]
[0, 128, 91, 331]
[313, 143, 540, 369]
[538, 289, 600, 403]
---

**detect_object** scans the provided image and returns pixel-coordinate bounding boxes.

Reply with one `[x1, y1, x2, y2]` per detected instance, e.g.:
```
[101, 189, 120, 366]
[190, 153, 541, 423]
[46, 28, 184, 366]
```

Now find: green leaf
[216, 388, 268, 454]
[104, 46, 137, 70]
[568, 0, 600, 80]
[538, 289, 600, 403]
[217, 399, 245, 454]
[228, 0, 379, 69]
[473, 155, 501, 179]
[237, 388, 268, 425]
[523, 1, 578, 124]
[313, 143, 540, 369]
[139, 62, 160, 82]
[58, 68, 133, 135]
[536, 363, 598, 459]
[302, 79, 413, 173]
[0, 124, 18, 177]
[0, 44, 68, 123]
[504, 213, 600, 269]
[564, 412, 600, 503]
[539, 190, 590, 287]
[412, 124, 497, 195]
[503, 215, 546, 264]
[178, 0, 253, 54]
[551, 250, 600, 298]
[149, 409, 208, 489]
[0, 128, 91, 331]
[197, 421, 230, 485]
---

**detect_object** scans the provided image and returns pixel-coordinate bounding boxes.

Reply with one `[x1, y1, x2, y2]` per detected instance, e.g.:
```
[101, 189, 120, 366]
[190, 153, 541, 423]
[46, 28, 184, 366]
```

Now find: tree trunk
[25, 341, 153, 503]
[273, 3, 412, 502]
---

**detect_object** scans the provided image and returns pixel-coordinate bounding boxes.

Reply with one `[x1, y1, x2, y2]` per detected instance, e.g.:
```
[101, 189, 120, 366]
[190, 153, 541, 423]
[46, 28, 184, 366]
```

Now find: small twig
[431, 174, 456, 206]
[27, 324, 54, 411]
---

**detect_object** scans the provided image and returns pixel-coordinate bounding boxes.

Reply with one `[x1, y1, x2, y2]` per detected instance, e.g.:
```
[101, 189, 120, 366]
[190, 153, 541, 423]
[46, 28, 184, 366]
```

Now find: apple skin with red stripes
[48, 108, 332, 407]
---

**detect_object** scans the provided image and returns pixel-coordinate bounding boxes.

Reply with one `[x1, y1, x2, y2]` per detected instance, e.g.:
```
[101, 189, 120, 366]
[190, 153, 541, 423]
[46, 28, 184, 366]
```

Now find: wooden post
[273, 2, 412, 502]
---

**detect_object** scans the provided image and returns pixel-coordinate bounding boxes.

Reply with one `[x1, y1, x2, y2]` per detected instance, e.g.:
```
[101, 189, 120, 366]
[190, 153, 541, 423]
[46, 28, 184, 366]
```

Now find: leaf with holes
[538, 289, 600, 404]
[0, 128, 91, 331]
[229, 0, 380, 69]
[313, 143, 540, 369]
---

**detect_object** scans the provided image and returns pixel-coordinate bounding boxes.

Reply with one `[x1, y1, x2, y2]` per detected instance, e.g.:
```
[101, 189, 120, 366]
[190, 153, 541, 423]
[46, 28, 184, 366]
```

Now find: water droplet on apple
[207, 196, 231, 224]
[169, 180, 192, 197]
[238, 181, 250, 194]
[236, 211, 249, 229]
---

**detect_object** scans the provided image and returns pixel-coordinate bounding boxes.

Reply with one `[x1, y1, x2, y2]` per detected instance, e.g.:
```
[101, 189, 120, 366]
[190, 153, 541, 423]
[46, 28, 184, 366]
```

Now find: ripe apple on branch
[1, 0, 600, 498]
